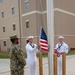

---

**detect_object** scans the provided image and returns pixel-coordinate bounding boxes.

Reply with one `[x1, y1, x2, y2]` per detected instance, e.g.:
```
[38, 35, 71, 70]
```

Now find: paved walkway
[0, 55, 75, 75]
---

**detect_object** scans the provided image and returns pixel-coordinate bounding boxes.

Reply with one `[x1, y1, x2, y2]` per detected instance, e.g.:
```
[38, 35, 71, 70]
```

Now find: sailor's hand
[37, 44, 40, 50]
[57, 52, 61, 57]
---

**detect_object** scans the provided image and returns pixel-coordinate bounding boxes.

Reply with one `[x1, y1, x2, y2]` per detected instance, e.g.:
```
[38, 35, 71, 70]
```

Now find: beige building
[0, 0, 75, 51]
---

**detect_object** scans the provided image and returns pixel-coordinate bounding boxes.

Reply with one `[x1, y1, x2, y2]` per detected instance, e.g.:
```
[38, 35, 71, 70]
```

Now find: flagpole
[47, 0, 54, 75]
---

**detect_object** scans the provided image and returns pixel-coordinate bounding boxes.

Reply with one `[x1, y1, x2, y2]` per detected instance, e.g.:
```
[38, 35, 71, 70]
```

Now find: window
[4, 41, 6, 46]
[3, 27, 5, 32]
[12, 7, 15, 14]
[1, 11, 4, 18]
[13, 24, 16, 30]
[0, 0, 4, 3]
[24, 1, 29, 9]
[26, 20, 29, 28]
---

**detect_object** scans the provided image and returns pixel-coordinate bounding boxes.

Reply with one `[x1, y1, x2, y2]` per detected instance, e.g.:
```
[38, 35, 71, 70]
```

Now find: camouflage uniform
[8, 44, 26, 75]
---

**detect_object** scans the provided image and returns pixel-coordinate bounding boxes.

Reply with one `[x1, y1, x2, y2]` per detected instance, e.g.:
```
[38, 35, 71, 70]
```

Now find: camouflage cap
[10, 34, 18, 39]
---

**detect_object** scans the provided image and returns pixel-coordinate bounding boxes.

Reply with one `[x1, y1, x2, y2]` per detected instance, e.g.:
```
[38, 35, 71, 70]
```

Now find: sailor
[55, 36, 68, 75]
[25, 36, 39, 75]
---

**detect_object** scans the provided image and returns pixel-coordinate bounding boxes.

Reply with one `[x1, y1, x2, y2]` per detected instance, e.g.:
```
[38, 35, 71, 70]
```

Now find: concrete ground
[0, 55, 75, 75]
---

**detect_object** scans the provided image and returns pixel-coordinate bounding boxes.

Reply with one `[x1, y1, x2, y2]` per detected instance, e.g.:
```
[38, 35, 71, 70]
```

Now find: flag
[40, 28, 48, 52]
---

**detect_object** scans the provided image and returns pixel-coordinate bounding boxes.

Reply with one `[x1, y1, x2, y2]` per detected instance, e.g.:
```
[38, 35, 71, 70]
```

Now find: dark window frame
[26, 20, 29, 28]
[13, 24, 16, 30]
[4, 41, 6, 46]
[3, 27, 5, 32]
[24, 1, 29, 9]
[12, 7, 15, 14]
[0, 0, 4, 3]
[1, 11, 4, 18]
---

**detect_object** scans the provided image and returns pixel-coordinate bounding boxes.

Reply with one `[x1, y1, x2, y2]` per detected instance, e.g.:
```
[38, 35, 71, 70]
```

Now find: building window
[0, 0, 4, 3]
[1, 11, 4, 18]
[3, 27, 5, 32]
[26, 21, 29, 28]
[12, 7, 15, 14]
[13, 24, 16, 30]
[24, 1, 29, 9]
[4, 41, 6, 46]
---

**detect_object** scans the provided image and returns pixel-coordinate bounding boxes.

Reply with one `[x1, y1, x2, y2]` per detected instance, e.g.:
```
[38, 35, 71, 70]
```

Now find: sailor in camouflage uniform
[7, 35, 26, 75]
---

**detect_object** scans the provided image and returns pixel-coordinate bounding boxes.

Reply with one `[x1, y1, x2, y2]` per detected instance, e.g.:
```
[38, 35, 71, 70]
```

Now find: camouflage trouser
[11, 68, 24, 75]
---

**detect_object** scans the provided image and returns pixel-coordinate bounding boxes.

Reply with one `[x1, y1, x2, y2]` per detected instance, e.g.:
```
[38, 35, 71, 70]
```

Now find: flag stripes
[40, 28, 48, 52]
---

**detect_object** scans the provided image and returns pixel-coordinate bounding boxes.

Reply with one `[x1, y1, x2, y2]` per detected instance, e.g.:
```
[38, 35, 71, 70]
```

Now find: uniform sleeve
[64, 44, 68, 54]
[55, 44, 58, 50]
[34, 44, 39, 52]
[16, 46, 26, 66]
[7, 47, 11, 57]
[7, 47, 10, 53]
[26, 44, 38, 53]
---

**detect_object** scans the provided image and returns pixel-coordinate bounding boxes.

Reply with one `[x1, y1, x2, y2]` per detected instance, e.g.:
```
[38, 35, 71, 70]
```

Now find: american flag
[40, 28, 48, 52]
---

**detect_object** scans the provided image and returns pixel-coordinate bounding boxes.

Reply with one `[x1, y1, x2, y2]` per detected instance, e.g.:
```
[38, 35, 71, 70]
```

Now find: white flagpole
[47, 0, 54, 75]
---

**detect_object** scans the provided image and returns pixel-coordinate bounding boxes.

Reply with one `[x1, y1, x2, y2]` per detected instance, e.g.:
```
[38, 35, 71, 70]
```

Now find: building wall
[0, 0, 20, 51]
[55, 0, 75, 13]
[0, 40, 1, 51]
[0, 0, 75, 51]
[54, 0, 75, 48]
[0, 0, 20, 38]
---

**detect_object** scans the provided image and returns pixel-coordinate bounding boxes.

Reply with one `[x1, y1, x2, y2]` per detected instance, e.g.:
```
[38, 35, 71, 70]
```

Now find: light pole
[18, 0, 22, 47]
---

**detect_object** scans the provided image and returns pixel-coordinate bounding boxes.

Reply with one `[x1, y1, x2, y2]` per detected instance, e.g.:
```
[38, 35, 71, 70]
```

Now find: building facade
[0, 0, 75, 51]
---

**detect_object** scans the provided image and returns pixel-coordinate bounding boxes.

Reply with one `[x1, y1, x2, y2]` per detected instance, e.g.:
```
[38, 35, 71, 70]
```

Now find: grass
[67, 50, 75, 55]
[0, 51, 9, 58]
[39, 50, 75, 57]
[0, 50, 75, 58]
